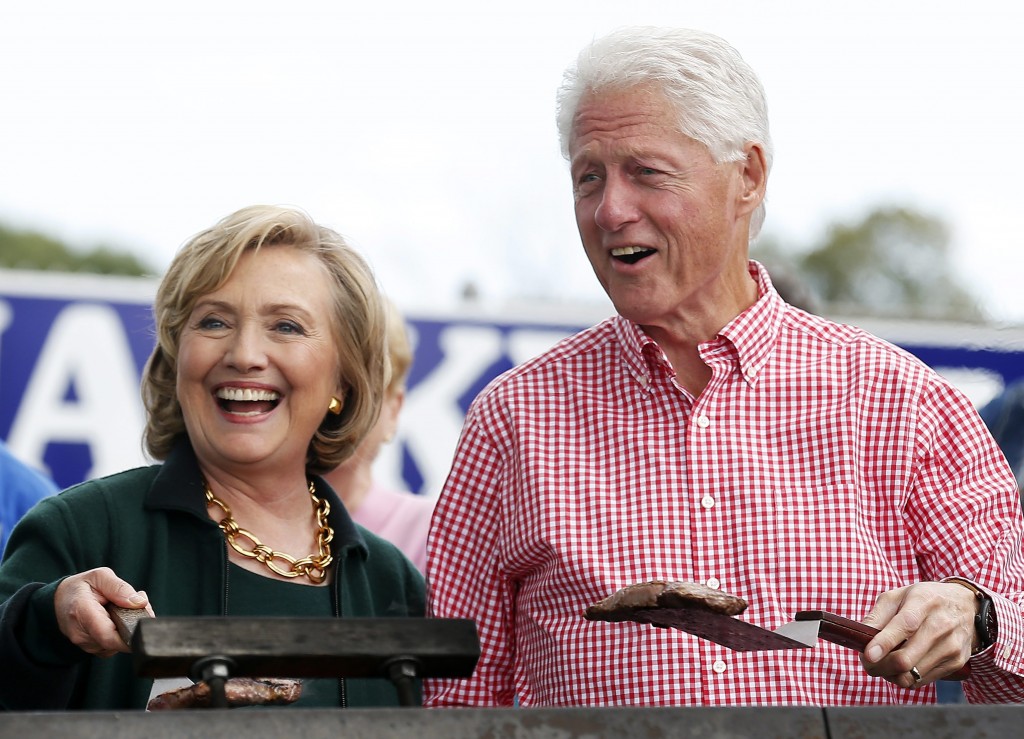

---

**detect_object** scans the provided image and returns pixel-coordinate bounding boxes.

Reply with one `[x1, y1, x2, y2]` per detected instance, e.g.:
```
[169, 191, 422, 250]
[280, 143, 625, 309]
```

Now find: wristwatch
[943, 577, 997, 654]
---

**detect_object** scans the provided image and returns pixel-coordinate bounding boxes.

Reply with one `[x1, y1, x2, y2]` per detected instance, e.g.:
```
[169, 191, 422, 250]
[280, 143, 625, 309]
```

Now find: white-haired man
[425, 27, 1024, 706]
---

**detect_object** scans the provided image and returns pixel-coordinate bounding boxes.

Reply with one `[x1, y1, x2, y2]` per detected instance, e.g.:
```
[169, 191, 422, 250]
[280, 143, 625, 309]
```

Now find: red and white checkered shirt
[425, 262, 1024, 706]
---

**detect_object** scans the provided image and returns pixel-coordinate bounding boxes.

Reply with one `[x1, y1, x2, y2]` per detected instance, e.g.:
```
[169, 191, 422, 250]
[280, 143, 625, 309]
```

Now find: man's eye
[575, 173, 601, 194]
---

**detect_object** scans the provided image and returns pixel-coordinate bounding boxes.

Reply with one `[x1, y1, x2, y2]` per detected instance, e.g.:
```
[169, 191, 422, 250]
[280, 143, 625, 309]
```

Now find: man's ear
[736, 141, 767, 216]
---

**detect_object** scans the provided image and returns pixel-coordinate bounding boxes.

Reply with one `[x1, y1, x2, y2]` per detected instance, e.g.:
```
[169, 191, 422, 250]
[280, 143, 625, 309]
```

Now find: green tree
[0, 223, 153, 276]
[758, 206, 984, 322]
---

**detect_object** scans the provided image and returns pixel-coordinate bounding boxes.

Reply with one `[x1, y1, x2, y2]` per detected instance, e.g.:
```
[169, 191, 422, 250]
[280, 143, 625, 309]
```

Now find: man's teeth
[611, 246, 652, 257]
[216, 387, 280, 402]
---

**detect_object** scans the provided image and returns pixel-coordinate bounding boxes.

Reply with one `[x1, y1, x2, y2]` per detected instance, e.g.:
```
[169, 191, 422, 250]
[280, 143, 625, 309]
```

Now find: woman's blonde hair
[141, 205, 387, 474]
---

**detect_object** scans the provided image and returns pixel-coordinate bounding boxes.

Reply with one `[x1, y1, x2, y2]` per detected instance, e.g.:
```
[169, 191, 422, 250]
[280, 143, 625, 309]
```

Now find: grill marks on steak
[147, 677, 303, 710]
[584, 580, 748, 622]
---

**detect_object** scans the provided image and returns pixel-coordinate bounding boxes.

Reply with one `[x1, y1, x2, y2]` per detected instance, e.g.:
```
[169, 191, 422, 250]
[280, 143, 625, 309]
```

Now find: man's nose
[593, 176, 639, 232]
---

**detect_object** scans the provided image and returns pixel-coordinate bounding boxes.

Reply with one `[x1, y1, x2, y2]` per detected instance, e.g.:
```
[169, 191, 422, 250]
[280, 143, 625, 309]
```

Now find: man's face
[569, 84, 761, 334]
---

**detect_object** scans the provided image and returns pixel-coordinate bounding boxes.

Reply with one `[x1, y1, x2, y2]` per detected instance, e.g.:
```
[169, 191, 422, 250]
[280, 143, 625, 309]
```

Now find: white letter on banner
[7, 303, 148, 478]
[0, 300, 11, 349]
[390, 325, 504, 498]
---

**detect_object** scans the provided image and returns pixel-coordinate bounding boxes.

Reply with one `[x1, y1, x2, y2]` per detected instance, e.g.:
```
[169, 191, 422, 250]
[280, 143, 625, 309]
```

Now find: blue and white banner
[2, 269, 1023, 494]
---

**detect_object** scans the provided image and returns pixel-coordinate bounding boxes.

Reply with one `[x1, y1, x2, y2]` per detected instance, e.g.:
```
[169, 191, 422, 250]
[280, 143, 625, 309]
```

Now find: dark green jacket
[0, 441, 426, 710]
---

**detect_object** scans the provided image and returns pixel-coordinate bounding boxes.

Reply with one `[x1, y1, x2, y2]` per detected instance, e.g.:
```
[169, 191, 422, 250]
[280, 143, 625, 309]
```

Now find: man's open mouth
[611, 246, 656, 265]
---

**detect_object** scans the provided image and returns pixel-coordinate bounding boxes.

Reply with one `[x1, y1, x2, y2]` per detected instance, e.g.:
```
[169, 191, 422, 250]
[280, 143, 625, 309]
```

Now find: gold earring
[328, 396, 342, 415]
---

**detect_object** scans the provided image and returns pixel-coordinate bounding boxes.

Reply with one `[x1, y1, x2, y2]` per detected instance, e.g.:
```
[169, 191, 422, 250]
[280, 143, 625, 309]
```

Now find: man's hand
[859, 581, 978, 688]
[54, 567, 154, 658]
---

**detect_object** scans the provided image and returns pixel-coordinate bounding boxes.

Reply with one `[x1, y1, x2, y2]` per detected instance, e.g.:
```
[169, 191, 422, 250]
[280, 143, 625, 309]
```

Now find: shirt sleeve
[423, 401, 518, 707]
[906, 376, 1024, 702]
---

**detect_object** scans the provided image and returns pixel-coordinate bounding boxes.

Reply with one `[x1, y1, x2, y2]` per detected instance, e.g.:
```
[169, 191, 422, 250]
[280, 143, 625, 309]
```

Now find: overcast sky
[3, 1, 1022, 322]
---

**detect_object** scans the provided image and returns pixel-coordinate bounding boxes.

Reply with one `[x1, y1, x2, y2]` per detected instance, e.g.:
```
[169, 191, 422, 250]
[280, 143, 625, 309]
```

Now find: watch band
[942, 577, 995, 654]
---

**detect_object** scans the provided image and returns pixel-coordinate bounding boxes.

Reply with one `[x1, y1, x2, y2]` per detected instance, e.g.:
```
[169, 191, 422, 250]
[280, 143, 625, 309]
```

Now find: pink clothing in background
[351, 483, 435, 572]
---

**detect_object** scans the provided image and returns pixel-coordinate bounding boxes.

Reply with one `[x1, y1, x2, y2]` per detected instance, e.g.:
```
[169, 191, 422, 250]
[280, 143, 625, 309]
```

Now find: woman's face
[176, 245, 342, 479]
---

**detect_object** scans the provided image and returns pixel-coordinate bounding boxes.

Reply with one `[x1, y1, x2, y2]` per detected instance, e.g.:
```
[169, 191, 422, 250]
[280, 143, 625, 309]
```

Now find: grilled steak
[147, 677, 303, 710]
[584, 580, 747, 622]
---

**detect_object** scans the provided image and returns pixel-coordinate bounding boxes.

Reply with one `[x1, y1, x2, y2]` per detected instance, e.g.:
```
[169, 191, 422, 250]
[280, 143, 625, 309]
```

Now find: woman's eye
[276, 321, 305, 335]
[197, 316, 226, 330]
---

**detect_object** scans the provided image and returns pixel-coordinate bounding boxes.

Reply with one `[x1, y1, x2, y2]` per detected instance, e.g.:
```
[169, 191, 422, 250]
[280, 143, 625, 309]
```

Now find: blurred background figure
[764, 264, 819, 314]
[325, 298, 433, 573]
[0, 440, 58, 557]
[980, 378, 1024, 493]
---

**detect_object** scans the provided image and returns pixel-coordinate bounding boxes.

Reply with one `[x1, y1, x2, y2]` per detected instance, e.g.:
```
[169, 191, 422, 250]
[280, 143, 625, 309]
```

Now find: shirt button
[695, 414, 710, 428]
[706, 577, 721, 590]
[701, 494, 715, 510]
[745, 366, 756, 379]
[1004, 646, 1012, 659]
[712, 660, 727, 674]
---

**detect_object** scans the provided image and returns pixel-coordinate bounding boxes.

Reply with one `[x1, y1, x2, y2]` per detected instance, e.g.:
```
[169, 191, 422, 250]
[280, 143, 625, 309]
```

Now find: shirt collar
[612, 314, 665, 390]
[713, 260, 786, 386]
[612, 260, 785, 388]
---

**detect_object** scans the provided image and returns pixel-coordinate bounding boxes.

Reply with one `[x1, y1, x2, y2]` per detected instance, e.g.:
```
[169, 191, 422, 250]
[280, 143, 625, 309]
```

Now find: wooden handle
[795, 610, 971, 681]
[106, 603, 152, 648]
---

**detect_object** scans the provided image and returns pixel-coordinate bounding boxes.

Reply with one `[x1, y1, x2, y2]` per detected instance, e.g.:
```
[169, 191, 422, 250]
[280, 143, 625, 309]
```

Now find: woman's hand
[54, 567, 154, 658]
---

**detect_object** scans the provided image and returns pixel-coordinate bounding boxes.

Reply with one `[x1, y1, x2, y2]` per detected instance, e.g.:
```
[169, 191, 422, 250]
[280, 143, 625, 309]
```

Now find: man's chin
[608, 295, 660, 325]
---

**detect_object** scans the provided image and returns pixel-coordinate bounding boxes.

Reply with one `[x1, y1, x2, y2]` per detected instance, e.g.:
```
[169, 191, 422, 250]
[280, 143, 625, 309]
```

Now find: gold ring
[909, 666, 923, 684]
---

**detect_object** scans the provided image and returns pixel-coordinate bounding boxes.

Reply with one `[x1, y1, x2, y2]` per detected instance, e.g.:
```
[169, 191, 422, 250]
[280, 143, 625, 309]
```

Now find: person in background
[0, 205, 424, 710]
[425, 26, 1024, 706]
[980, 378, 1024, 492]
[0, 440, 58, 557]
[762, 263, 819, 314]
[324, 298, 434, 573]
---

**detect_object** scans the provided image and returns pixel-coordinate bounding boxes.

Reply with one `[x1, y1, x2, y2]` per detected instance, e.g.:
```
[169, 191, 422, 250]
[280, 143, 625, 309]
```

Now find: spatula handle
[795, 610, 971, 681]
[106, 603, 151, 648]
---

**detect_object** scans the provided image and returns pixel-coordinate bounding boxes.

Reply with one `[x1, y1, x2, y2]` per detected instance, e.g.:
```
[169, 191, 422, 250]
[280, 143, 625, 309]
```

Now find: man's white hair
[556, 26, 773, 240]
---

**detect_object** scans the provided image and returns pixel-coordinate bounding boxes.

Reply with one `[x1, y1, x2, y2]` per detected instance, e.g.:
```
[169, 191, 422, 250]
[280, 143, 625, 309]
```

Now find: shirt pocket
[769, 485, 887, 615]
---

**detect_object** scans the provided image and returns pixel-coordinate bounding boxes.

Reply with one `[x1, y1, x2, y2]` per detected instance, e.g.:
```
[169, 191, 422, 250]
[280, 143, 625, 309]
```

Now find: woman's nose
[224, 324, 268, 371]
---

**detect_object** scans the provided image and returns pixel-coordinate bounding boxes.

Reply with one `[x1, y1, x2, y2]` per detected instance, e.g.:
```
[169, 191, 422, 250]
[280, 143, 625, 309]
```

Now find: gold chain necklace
[204, 480, 334, 584]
